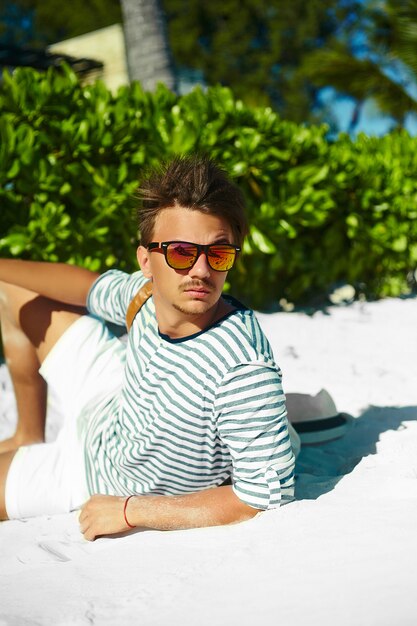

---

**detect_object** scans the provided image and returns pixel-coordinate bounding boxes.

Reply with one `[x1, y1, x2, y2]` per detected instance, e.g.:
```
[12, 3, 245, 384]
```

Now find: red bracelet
[123, 495, 136, 529]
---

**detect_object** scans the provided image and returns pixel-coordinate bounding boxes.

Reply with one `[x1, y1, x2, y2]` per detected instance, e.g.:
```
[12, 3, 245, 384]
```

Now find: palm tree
[119, 0, 176, 92]
[303, 0, 417, 131]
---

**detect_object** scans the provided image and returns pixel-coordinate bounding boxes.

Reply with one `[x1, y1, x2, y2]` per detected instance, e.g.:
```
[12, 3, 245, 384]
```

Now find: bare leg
[0, 312, 47, 452]
[0, 280, 85, 454]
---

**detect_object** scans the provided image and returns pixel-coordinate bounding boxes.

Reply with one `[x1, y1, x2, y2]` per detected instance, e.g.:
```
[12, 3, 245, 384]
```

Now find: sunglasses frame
[147, 241, 240, 272]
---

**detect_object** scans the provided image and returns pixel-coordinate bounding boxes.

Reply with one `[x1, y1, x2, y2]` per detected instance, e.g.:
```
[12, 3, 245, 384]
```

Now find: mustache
[181, 279, 215, 291]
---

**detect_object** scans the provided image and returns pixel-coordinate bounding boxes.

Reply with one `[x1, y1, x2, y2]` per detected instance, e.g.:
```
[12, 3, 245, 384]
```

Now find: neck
[155, 297, 234, 339]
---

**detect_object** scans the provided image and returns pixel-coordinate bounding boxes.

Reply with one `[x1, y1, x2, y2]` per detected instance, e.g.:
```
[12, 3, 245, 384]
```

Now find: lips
[182, 283, 212, 298]
[184, 288, 210, 297]
[183, 281, 213, 294]
[185, 287, 209, 293]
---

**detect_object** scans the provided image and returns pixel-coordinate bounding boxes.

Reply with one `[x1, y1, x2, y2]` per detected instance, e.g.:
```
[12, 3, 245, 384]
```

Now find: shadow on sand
[294, 404, 417, 500]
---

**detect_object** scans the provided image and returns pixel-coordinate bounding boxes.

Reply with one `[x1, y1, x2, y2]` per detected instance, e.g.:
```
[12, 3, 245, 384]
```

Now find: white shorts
[5, 315, 126, 519]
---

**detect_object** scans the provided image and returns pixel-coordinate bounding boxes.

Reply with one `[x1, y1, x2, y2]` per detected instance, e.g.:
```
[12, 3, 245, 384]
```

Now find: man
[0, 155, 295, 539]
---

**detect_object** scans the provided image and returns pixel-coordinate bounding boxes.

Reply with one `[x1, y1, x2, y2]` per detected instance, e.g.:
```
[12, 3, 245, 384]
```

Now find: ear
[137, 245, 153, 279]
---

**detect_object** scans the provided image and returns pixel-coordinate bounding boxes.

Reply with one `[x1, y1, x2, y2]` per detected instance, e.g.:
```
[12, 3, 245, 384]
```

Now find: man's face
[137, 206, 234, 328]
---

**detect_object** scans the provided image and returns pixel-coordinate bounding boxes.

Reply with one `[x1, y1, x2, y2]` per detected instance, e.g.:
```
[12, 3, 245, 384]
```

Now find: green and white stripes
[85, 270, 295, 509]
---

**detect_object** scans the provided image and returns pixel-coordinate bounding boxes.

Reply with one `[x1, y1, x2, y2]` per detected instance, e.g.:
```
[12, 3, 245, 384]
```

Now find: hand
[79, 494, 134, 541]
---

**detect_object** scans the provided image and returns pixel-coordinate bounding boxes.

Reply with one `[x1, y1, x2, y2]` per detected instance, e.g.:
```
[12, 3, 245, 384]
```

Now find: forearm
[126, 485, 259, 530]
[79, 486, 261, 540]
[0, 259, 99, 306]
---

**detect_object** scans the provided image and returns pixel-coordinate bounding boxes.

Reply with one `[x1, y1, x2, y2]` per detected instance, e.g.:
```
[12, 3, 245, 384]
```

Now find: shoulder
[89, 269, 147, 299]
[223, 298, 274, 357]
[196, 298, 278, 373]
[87, 269, 151, 325]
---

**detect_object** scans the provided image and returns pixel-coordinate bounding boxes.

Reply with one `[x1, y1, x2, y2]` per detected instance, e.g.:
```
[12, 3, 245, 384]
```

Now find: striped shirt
[85, 269, 295, 510]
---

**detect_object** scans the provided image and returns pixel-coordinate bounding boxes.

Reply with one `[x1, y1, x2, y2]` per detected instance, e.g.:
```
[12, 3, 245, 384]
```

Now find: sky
[320, 87, 417, 137]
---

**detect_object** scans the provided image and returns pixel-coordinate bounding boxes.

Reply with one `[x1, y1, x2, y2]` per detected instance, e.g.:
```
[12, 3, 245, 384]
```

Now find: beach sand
[0, 296, 416, 625]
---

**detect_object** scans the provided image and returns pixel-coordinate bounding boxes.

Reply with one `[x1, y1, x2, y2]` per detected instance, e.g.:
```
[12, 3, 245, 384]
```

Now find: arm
[79, 486, 261, 541]
[216, 364, 295, 510]
[0, 259, 99, 306]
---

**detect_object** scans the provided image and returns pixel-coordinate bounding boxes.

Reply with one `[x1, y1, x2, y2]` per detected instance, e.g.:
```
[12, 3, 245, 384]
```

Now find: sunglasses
[147, 241, 240, 272]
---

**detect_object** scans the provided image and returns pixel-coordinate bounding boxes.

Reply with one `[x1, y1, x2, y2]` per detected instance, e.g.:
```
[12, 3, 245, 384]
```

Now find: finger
[79, 512, 90, 534]
[78, 510, 88, 527]
[81, 522, 96, 542]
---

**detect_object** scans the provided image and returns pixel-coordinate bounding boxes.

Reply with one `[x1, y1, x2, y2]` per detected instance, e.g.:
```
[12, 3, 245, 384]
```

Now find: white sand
[0, 296, 416, 625]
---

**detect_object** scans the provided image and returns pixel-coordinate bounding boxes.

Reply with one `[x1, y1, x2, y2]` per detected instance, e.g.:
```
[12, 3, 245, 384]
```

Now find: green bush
[0, 65, 416, 310]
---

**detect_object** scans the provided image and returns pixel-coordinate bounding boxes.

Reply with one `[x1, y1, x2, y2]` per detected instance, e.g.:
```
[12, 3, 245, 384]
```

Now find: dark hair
[137, 154, 248, 247]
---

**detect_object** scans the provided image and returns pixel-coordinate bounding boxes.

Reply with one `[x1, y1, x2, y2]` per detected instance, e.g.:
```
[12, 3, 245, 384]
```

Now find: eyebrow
[212, 236, 232, 244]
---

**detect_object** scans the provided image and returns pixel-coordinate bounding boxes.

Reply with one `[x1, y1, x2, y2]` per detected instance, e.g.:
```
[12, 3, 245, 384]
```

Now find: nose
[189, 250, 211, 278]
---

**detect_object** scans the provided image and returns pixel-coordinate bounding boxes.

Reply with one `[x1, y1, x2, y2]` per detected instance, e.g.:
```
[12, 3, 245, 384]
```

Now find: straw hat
[286, 389, 352, 444]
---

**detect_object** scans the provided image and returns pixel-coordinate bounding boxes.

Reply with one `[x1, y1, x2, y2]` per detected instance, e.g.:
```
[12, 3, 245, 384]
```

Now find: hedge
[1, 65, 416, 310]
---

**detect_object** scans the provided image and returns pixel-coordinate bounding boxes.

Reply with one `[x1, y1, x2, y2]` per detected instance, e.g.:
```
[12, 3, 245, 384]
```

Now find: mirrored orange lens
[166, 243, 198, 269]
[207, 246, 236, 271]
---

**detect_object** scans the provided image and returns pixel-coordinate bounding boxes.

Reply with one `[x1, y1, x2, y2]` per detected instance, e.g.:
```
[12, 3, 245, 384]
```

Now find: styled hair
[137, 154, 248, 247]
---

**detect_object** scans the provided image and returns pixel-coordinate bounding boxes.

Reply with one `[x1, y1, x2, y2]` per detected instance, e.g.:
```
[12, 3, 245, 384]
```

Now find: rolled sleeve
[215, 363, 295, 510]
[233, 456, 295, 509]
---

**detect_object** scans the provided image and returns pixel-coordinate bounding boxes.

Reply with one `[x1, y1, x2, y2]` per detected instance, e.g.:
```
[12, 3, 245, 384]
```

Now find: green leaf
[392, 235, 407, 253]
[0, 233, 29, 256]
[250, 226, 277, 254]
[6, 160, 20, 178]
[59, 182, 72, 195]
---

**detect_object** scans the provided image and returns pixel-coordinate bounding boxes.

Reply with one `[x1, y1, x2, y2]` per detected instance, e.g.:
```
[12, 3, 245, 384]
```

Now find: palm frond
[389, 0, 417, 77]
[304, 48, 417, 121]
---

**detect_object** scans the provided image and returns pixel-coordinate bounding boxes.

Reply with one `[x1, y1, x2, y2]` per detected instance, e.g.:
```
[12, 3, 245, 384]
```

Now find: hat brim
[292, 412, 353, 444]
